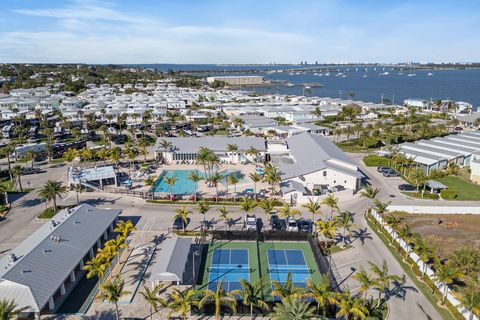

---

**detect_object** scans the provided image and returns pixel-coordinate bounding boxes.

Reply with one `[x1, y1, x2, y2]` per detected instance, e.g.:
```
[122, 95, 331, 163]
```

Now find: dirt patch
[391, 212, 480, 259]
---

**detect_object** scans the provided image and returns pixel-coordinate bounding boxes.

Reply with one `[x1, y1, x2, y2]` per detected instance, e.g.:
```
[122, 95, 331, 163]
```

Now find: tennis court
[267, 249, 312, 287]
[208, 248, 250, 292]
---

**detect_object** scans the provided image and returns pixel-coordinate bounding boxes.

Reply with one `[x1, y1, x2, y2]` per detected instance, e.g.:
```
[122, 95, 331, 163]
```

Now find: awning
[426, 180, 448, 190]
[148, 237, 192, 283]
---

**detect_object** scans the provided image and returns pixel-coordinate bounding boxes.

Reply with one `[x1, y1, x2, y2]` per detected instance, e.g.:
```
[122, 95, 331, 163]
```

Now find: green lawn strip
[329, 244, 353, 254]
[37, 207, 57, 219]
[362, 155, 390, 167]
[437, 175, 480, 200]
[365, 216, 456, 320]
[400, 191, 439, 200]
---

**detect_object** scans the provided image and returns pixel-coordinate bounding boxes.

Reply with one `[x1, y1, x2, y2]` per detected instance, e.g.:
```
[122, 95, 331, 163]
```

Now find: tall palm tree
[199, 282, 237, 320]
[227, 175, 240, 202]
[337, 211, 354, 245]
[335, 290, 369, 320]
[98, 275, 130, 320]
[264, 164, 281, 194]
[226, 143, 238, 163]
[246, 146, 260, 163]
[37, 180, 68, 212]
[231, 279, 269, 319]
[114, 220, 136, 238]
[304, 275, 337, 316]
[271, 272, 305, 299]
[248, 172, 262, 199]
[271, 296, 315, 320]
[174, 206, 190, 232]
[240, 198, 257, 215]
[164, 176, 178, 200]
[1, 145, 14, 181]
[373, 200, 391, 218]
[84, 256, 107, 279]
[316, 219, 339, 242]
[456, 281, 480, 320]
[75, 183, 83, 205]
[64, 148, 78, 165]
[321, 194, 339, 219]
[279, 204, 301, 220]
[0, 298, 28, 320]
[140, 284, 166, 320]
[167, 288, 199, 320]
[413, 237, 435, 275]
[259, 198, 277, 215]
[302, 198, 321, 233]
[197, 200, 210, 230]
[10, 165, 23, 192]
[108, 147, 122, 167]
[434, 262, 463, 304]
[208, 172, 222, 202]
[217, 206, 230, 230]
[359, 186, 379, 209]
[368, 260, 402, 305]
[352, 266, 376, 300]
[187, 170, 202, 202]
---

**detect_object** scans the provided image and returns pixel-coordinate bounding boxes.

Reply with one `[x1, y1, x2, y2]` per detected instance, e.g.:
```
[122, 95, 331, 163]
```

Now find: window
[323, 171, 327, 177]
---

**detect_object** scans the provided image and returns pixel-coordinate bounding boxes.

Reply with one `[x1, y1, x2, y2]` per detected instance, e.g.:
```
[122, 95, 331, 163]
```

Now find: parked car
[382, 169, 399, 177]
[286, 217, 298, 232]
[21, 167, 43, 175]
[398, 184, 416, 191]
[298, 220, 313, 233]
[332, 185, 345, 192]
[270, 215, 286, 231]
[377, 166, 390, 173]
[245, 214, 257, 231]
[172, 217, 186, 230]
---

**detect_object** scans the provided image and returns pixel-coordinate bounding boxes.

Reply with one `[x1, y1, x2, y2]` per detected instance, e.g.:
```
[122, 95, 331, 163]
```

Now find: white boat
[398, 72, 404, 75]
[284, 82, 295, 87]
[289, 72, 294, 75]
[341, 75, 347, 78]
[407, 73, 416, 77]
[363, 75, 367, 78]
[304, 85, 311, 89]
[379, 72, 390, 76]
[355, 68, 358, 72]
[427, 72, 434, 76]
[324, 72, 330, 76]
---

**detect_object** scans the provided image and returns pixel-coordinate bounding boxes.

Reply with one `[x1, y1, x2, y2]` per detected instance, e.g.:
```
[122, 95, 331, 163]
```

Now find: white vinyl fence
[388, 205, 480, 214]
[370, 210, 479, 320]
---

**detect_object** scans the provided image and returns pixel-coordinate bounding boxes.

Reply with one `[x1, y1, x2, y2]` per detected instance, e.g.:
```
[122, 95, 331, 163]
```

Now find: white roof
[148, 237, 192, 283]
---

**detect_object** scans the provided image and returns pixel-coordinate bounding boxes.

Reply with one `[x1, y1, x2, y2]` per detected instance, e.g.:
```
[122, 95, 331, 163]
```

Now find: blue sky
[1, 0, 479, 64]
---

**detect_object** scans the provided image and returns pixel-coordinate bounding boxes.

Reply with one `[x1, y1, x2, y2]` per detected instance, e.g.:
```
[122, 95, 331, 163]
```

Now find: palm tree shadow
[385, 276, 418, 301]
[350, 228, 373, 245]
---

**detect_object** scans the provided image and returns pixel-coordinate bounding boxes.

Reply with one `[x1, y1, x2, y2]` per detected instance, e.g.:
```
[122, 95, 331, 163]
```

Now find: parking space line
[335, 259, 361, 269]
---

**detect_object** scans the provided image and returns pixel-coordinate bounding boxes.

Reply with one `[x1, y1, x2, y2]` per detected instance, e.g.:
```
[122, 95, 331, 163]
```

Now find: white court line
[335, 259, 361, 269]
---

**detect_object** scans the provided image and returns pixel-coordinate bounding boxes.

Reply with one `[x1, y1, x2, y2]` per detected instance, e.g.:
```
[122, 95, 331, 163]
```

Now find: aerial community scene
[1, 1, 480, 320]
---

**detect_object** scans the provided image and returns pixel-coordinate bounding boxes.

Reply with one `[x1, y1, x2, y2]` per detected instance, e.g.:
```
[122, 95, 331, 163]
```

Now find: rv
[12, 143, 47, 158]
[2, 124, 14, 139]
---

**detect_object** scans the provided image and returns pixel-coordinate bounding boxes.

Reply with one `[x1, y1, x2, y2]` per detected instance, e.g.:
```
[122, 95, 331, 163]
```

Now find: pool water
[151, 169, 248, 194]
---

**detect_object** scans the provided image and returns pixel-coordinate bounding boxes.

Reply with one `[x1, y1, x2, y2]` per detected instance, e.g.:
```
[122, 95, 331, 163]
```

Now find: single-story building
[67, 166, 117, 190]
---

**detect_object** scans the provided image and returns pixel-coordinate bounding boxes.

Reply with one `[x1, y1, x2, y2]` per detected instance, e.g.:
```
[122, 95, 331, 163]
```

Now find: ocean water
[131, 64, 480, 108]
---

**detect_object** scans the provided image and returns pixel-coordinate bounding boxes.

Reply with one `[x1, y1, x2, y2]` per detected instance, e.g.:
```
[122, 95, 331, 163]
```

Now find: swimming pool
[151, 169, 248, 194]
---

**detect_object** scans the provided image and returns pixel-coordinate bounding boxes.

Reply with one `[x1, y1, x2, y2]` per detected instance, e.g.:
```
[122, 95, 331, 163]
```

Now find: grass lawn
[437, 175, 480, 200]
[37, 207, 57, 219]
[363, 154, 390, 167]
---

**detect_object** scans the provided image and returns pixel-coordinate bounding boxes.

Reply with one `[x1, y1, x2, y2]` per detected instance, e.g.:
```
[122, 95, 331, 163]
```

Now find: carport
[148, 237, 192, 285]
[425, 180, 448, 194]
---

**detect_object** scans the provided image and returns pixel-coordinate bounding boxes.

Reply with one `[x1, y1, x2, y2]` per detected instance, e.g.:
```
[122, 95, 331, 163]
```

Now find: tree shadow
[18, 198, 43, 208]
[385, 276, 419, 301]
[350, 228, 373, 245]
[84, 197, 122, 206]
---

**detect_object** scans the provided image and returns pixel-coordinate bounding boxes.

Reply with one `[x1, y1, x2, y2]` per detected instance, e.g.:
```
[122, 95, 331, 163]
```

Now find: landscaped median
[365, 210, 477, 320]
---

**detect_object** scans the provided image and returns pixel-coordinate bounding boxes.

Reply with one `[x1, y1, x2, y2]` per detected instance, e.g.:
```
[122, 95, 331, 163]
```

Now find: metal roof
[67, 166, 116, 184]
[400, 142, 462, 160]
[0, 204, 121, 311]
[281, 132, 358, 179]
[416, 140, 474, 156]
[148, 237, 192, 283]
[280, 180, 308, 194]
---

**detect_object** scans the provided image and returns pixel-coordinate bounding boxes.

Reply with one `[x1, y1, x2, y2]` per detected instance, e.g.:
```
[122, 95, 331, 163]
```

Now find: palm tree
[64, 148, 78, 165]
[321, 194, 339, 219]
[74, 184, 83, 205]
[164, 176, 178, 200]
[208, 172, 222, 202]
[240, 198, 257, 215]
[271, 296, 315, 320]
[248, 172, 262, 199]
[199, 282, 237, 320]
[450, 246, 480, 276]
[138, 138, 149, 162]
[434, 262, 463, 304]
[10, 165, 23, 192]
[373, 199, 391, 218]
[188, 170, 202, 202]
[197, 200, 210, 230]
[359, 186, 379, 209]
[25, 150, 36, 169]
[0, 299, 28, 320]
[174, 206, 190, 232]
[304, 275, 337, 316]
[37, 180, 68, 212]
[455, 281, 480, 320]
[335, 290, 369, 320]
[246, 146, 260, 163]
[279, 204, 301, 220]
[412, 169, 427, 193]
[226, 143, 238, 163]
[316, 219, 339, 242]
[337, 211, 354, 245]
[1, 145, 14, 181]
[217, 206, 231, 230]
[140, 284, 166, 320]
[352, 266, 376, 300]
[413, 237, 435, 276]
[302, 198, 321, 233]
[264, 164, 281, 194]
[98, 275, 130, 320]
[231, 279, 269, 319]
[108, 147, 122, 166]
[227, 175, 240, 202]
[167, 288, 198, 320]
[271, 272, 305, 299]
[368, 260, 402, 305]
[114, 220, 136, 238]
[259, 198, 277, 215]
[83, 256, 107, 279]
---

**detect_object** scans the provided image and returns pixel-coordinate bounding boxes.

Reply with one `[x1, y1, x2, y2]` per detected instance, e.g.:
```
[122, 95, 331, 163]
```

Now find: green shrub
[440, 189, 457, 200]
[38, 207, 56, 219]
[363, 154, 390, 167]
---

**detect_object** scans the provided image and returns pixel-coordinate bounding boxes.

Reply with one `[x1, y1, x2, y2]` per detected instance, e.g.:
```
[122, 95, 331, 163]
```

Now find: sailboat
[427, 72, 434, 76]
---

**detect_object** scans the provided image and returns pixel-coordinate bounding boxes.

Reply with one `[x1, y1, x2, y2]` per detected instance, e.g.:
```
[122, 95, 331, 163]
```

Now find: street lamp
[192, 250, 200, 286]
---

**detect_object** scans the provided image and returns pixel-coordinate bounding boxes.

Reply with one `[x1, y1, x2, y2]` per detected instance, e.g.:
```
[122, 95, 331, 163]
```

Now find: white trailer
[12, 143, 47, 158]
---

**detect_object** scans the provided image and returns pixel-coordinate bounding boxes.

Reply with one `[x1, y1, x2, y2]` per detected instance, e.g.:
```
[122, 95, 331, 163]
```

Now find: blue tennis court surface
[208, 249, 249, 292]
[268, 249, 311, 287]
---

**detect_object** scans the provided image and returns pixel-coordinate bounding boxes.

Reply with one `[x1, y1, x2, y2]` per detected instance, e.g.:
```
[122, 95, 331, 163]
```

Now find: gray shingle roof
[0, 204, 121, 311]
